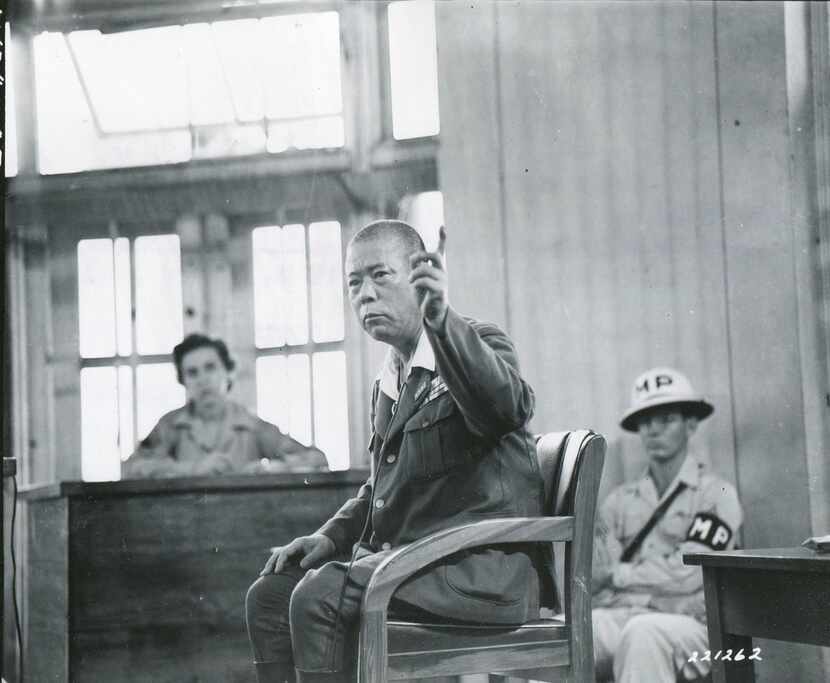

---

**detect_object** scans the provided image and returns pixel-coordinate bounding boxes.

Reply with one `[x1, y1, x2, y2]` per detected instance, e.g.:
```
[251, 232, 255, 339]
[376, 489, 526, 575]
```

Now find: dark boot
[254, 661, 294, 683]
[294, 669, 354, 683]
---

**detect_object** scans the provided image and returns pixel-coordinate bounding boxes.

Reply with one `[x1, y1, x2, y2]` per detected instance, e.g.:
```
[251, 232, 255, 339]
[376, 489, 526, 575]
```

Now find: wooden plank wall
[438, 0, 737, 499]
[435, 2, 828, 680]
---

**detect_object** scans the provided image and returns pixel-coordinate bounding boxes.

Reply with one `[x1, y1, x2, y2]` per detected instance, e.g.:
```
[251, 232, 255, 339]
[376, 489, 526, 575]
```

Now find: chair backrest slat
[536, 430, 592, 517]
[535, 430, 602, 613]
[535, 431, 569, 516]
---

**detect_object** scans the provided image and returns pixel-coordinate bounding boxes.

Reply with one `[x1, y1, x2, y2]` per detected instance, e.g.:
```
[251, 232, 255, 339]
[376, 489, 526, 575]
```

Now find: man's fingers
[299, 546, 322, 569]
[409, 276, 443, 296]
[409, 265, 443, 283]
[409, 250, 445, 273]
[272, 551, 287, 575]
[437, 225, 446, 257]
[409, 261, 445, 284]
[260, 549, 279, 576]
[272, 540, 300, 574]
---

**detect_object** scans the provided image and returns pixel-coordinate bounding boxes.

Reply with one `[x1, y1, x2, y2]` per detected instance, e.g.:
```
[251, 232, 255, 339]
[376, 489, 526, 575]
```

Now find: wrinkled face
[636, 407, 697, 462]
[181, 346, 231, 415]
[345, 236, 422, 349]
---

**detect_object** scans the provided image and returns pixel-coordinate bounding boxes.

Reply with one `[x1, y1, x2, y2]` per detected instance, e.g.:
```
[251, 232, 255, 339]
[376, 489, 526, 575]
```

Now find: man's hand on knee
[260, 534, 337, 576]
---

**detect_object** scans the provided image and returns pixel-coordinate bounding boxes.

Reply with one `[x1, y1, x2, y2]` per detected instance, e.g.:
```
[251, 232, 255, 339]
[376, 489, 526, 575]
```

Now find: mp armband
[686, 512, 732, 550]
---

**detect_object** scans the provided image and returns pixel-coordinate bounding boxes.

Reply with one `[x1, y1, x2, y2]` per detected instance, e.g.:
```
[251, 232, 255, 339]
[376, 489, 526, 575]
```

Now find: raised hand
[409, 225, 448, 329]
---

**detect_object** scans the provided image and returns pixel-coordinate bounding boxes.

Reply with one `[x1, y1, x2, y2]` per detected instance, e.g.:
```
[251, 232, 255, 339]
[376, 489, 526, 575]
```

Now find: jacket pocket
[444, 548, 523, 606]
[402, 396, 473, 480]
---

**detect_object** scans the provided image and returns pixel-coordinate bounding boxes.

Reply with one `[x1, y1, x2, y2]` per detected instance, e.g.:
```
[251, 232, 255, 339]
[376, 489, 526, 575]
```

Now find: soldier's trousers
[593, 607, 710, 683]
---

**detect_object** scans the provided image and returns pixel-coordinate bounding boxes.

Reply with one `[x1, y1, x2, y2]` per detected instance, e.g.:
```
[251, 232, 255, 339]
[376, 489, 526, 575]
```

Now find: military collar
[634, 452, 704, 501]
[378, 330, 436, 401]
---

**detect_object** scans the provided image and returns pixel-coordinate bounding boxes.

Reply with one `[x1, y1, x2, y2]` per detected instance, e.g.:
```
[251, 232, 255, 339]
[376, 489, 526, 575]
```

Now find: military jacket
[317, 308, 545, 623]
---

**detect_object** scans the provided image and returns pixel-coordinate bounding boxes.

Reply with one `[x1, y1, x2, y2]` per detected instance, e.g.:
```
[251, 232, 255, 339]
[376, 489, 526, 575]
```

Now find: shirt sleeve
[121, 419, 184, 479]
[611, 479, 743, 595]
[592, 490, 624, 584]
[255, 419, 329, 470]
[315, 477, 373, 554]
[424, 307, 535, 440]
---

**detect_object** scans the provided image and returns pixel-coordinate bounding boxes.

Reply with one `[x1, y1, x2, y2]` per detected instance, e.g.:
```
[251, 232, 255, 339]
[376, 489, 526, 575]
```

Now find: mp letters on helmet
[686, 512, 732, 551]
[636, 373, 674, 394]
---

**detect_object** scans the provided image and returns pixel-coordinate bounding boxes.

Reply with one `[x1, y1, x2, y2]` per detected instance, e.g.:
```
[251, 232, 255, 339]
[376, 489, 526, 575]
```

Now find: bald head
[345, 220, 426, 353]
[348, 220, 425, 262]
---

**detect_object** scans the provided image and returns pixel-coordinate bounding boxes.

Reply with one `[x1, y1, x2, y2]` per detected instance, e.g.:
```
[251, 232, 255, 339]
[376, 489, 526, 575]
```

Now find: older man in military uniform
[592, 368, 743, 683]
[245, 220, 545, 682]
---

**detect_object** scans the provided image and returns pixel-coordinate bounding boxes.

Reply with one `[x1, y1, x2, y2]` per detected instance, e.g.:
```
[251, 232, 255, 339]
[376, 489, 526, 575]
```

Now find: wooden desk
[18, 470, 368, 683]
[684, 547, 830, 683]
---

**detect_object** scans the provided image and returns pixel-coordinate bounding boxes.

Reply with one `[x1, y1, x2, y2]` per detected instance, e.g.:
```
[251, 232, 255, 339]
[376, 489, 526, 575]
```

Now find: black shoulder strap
[620, 482, 688, 562]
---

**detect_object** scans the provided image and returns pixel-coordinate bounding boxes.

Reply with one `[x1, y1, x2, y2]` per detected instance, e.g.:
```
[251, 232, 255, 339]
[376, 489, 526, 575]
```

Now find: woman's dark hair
[173, 333, 236, 387]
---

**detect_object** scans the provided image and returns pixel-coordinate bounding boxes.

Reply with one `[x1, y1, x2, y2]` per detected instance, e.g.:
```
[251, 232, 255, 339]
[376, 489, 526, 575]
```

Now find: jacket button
[381, 542, 392, 551]
[421, 420, 430, 428]
[386, 454, 397, 464]
[375, 498, 385, 508]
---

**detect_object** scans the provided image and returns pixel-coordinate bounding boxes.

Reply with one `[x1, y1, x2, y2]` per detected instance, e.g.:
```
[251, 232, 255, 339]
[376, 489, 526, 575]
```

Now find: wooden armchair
[357, 430, 606, 682]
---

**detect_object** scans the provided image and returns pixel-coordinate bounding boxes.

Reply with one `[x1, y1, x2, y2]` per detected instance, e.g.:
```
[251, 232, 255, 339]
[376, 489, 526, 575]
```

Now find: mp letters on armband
[686, 512, 732, 550]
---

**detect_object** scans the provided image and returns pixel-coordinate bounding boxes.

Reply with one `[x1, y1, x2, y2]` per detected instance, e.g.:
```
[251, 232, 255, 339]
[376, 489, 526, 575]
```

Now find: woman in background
[122, 333, 328, 478]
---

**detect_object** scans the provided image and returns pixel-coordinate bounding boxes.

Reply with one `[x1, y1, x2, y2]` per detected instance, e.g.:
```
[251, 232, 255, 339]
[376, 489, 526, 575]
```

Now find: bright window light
[312, 350, 349, 470]
[309, 221, 344, 343]
[4, 23, 18, 177]
[33, 12, 344, 173]
[113, 238, 133, 356]
[134, 235, 183, 355]
[256, 355, 289, 432]
[180, 23, 237, 127]
[260, 13, 342, 120]
[387, 1, 440, 140]
[212, 19, 266, 122]
[81, 366, 122, 481]
[78, 234, 186, 480]
[253, 225, 310, 348]
[266, 116, 344, 154]
[68, 27, 189, 133]
[136, 363, 185, 441]
[256, 354, 313, 446]
[117, 366, 134, 463]
[401, 190, 444, 251]
[33, 31, 192, 174]
[78, 239, 118, 358]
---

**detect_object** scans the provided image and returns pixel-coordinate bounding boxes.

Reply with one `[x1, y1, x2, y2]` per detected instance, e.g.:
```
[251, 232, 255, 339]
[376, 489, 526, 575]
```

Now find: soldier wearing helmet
[592, 367, 743, 683]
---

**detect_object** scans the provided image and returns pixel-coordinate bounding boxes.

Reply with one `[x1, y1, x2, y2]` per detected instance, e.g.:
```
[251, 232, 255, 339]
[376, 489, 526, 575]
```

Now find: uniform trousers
[245, 553, 452, 683]
[593, 607, 710, 683]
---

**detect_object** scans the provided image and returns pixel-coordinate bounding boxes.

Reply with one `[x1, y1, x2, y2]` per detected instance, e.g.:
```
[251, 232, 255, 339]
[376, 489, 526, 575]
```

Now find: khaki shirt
[122, 401, 327, 478]
[593, 454, 743, 621]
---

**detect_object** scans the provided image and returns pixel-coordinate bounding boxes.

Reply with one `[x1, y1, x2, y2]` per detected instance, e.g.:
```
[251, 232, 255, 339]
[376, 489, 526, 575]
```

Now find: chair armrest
[362, 515, 573, 613]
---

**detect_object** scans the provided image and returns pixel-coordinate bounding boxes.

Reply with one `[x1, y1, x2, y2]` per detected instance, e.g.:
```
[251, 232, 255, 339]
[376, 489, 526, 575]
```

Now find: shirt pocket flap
[403, 396, 456, 432]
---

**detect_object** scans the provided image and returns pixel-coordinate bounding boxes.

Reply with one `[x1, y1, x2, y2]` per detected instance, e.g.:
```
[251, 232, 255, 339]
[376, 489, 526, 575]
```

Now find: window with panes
[251, 219, 349, 471]
[77, 234, 186, 481]
[14, 1, 444, 480]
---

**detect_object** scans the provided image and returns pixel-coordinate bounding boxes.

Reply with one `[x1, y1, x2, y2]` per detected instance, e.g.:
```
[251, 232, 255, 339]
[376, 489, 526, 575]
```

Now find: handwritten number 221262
[687, 648, 763, 663]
